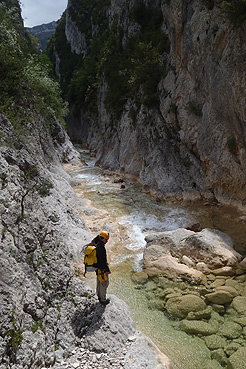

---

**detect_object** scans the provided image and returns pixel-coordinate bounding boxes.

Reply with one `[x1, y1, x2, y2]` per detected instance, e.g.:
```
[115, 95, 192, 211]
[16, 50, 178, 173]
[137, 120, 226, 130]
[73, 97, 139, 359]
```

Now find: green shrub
[24, 57, 69, 126]
[31, 320, 45, 333]
[222, 0, 246, 25]
[36, 181, 54, 197]
[227, 136, 237, 155]
[0, 6, 25, 105]
[202, 0, 215, 10]
[68, 55, 98, 115]
[185, 100, 203, 117]
[0, 4, 68, 129]
[54, 1, 170, 120]
[6, 311, 23, 363]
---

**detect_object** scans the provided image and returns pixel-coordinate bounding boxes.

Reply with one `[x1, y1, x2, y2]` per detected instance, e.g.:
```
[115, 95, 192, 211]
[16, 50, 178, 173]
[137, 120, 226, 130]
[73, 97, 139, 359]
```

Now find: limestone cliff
[51, 0, 246, 208]
[0, 2, 173, 367]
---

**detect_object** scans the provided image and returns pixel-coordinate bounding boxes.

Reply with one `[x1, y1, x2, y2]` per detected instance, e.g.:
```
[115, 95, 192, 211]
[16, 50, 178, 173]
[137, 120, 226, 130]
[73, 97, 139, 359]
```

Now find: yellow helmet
[99, 230, 109, 240]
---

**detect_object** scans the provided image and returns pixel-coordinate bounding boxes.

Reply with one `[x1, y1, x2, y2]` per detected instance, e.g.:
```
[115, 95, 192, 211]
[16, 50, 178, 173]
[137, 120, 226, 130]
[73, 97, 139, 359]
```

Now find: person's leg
[96, 275, 109, 303]
[96, 275, 101, 300]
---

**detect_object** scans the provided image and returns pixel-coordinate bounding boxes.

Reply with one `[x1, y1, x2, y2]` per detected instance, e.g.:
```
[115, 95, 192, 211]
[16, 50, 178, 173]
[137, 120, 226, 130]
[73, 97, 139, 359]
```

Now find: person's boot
[100, 298, 110, 305]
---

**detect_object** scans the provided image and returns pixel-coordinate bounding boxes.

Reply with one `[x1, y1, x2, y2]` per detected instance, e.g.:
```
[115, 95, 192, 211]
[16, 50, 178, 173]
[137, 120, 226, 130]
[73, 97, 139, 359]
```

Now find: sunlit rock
[204, 290, 234, 305]
[196, 262, 210, 273]
[143, 249, 204, 282]
[239, 257, 246, 269]
[144, 228, 243, 282]
[182, 255, 194, 267]
[212, 267, 235, 276]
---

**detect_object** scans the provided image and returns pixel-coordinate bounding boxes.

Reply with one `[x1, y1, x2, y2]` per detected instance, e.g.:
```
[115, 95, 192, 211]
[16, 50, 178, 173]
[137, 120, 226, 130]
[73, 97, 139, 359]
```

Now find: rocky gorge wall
[0, 113, 172, 369]
[55, 0, 246, 209]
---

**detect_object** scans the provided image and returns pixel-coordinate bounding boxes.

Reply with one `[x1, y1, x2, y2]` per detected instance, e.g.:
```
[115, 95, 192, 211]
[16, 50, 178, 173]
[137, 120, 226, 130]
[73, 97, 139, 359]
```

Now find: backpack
[83, 244, 98, 276]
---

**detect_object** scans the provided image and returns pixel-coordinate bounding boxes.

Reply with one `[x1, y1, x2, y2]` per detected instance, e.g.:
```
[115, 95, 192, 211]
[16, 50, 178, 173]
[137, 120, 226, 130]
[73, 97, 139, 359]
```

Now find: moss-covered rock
[204, 335, 227, 350]
[187, 306, 213, 320]
[200, 359, 223, 369]
[131, 271, 149, 285]
[227, 346, 246, 369]
[220, 321, 242, 339]
[179, 320, 218, 336]
[210, 348, 227, 367]
[224, 342, 241, 356]
[232, 316, 246, 326]
[204, 290, 234, 304]
[210, 279, 226, 288]
[231, 296, 246, 315]
[216, 285, 238, 297]
[165, 294, 206, 319]
[211, 304, 225, 314]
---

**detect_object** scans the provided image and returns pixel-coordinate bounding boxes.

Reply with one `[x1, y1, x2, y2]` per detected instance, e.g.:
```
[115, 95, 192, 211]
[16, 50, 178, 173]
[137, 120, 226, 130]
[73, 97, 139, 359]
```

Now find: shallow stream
[66, 148, 246, 369]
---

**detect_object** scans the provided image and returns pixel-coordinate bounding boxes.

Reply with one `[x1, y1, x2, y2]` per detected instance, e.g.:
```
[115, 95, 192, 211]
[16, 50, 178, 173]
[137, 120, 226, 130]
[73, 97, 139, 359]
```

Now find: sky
[21, 0, 68, 28]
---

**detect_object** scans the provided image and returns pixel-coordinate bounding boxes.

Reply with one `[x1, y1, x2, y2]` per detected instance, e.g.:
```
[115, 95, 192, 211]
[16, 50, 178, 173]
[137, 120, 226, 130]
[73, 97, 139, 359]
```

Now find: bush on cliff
[0, 2, 68, 130]
[222, 0, 246, 25]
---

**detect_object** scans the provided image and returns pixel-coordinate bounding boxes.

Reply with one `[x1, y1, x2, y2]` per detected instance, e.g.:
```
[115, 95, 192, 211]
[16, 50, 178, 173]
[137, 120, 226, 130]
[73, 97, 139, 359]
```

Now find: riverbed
[65, 147, 246, 369]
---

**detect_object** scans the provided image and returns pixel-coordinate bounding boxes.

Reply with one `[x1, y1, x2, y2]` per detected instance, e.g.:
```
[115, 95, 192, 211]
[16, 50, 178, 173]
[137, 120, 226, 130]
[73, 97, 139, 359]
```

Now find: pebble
[44, 343, 127, 369]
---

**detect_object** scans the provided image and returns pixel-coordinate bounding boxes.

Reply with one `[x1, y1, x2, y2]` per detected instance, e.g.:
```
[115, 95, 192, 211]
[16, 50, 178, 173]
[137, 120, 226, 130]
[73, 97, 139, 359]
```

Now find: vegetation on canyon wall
[47, 0, 170, 120]
[48, 0, 246, 122]
[0, 1, 68, 131]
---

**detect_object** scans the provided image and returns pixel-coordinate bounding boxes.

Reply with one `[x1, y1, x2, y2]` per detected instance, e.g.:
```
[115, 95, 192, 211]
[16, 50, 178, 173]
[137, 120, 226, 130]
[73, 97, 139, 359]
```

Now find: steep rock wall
[56, 0, 246, 207]
[0, 114, 171, 369]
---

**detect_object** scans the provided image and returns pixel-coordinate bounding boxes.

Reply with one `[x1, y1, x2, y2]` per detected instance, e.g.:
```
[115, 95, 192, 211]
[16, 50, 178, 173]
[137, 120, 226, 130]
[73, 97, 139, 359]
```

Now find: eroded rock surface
[0, 114, 171, 369]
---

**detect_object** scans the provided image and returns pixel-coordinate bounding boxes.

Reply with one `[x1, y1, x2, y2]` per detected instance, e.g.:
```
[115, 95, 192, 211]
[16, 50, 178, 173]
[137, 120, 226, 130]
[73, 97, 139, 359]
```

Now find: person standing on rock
[93, 230, 111, 305]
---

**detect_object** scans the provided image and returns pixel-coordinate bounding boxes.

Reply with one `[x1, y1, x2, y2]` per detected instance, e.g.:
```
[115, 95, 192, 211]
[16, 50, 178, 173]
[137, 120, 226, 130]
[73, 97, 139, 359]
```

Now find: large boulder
[143, 248, 204, 282]
[144, 229, 242, 279]
[165, 294, 207, 319]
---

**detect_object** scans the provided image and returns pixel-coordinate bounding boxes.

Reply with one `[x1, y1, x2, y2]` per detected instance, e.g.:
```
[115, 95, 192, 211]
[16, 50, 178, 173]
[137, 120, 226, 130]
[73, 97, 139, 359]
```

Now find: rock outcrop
[143, 228, 243, 281]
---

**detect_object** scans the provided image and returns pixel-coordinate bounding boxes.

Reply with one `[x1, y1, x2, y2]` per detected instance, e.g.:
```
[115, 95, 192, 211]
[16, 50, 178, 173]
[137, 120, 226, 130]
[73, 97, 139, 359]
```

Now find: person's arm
[96, 245, 110, 272]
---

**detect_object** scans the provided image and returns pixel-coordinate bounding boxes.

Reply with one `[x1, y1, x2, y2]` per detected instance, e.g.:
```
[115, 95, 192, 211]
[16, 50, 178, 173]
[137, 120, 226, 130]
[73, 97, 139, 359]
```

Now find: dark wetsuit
[95, 237, 110, 273]
[93, 235, 110, 302]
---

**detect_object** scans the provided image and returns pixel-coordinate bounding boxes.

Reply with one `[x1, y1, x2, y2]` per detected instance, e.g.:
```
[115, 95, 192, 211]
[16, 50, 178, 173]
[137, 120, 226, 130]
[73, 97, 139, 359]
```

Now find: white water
[67, 147, 246, 369]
